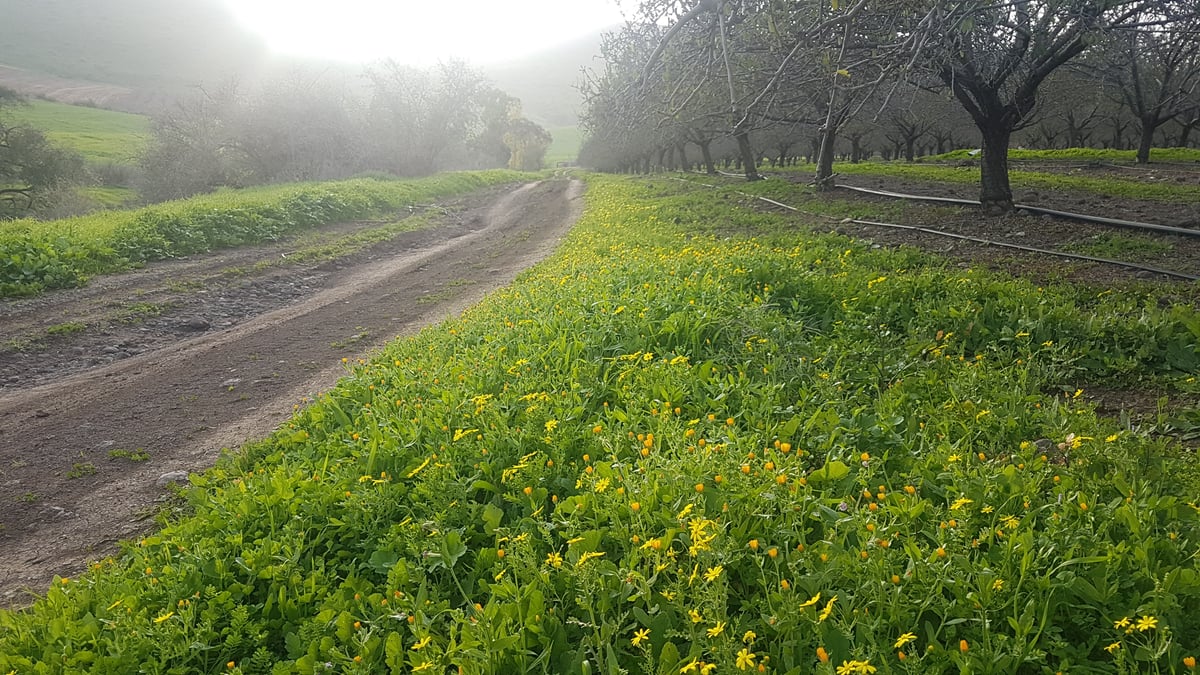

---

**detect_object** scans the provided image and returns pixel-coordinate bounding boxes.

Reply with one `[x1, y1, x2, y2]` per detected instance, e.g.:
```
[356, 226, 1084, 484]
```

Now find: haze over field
[0, 0, 617, 124]
[221, 0, 626, 65]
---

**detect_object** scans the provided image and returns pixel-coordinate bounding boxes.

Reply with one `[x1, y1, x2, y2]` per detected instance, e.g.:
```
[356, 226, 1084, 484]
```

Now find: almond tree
[908, 0, 1181, 212]
[1094, 9, 1200, 163]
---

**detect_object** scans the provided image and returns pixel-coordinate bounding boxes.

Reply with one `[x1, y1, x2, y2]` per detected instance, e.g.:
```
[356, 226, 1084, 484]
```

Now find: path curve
[0, 178, 584, 605]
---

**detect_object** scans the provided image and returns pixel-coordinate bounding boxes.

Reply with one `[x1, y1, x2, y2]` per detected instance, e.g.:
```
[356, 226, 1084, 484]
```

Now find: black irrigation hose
[835, 183, 1200, 239]
[845, 219, 1199, 282]
[666, 175, 1200, 282]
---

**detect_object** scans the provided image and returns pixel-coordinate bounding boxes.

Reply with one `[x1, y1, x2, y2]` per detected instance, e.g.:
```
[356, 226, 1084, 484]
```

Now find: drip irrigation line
[665, 175, 1199, 282]
[835, 184, 1200, 239]
[845, 219, 1198, 281]
[1098, 162, 1200, 175]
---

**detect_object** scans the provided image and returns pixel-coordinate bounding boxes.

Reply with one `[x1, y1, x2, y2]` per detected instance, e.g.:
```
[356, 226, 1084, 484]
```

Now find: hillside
[0, 0, 267, 90]
[4, 99, 149, 163]
[0, 0, 610, 126]
[486, 29, 610, 128]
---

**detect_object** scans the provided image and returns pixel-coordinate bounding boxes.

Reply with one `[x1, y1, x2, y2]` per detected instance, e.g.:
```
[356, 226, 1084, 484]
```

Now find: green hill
[5, 99, 149, 163]
[0, 0, 266, 89]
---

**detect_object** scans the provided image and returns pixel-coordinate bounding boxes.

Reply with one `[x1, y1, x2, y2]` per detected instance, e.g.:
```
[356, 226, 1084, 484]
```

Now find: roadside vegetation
[2, 174, 1197, 673]
[0, 170, 529, 298]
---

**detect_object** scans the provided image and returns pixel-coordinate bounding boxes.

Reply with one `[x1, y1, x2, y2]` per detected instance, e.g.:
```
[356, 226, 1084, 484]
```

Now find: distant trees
[138, 63, 551, 200]
[0, 88, 86, 218]
[504, 117, 553, 171]
[1092, 7, 1200, 163]
[580, 0, 1198, 214]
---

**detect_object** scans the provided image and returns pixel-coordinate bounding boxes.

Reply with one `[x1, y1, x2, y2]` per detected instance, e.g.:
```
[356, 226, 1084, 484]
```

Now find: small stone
[156, 471, 190, 487]
[181, 317, 210, 331]
[221, 378, 242, 388]
[40, 505, 75, 521]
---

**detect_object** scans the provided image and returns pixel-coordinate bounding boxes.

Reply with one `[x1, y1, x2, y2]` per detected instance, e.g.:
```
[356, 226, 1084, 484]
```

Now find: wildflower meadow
[2, 175, 1198, 674]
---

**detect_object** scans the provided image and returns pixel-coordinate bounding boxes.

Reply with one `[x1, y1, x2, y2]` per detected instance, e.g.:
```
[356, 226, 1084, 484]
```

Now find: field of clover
[2, 174, 1198, 674]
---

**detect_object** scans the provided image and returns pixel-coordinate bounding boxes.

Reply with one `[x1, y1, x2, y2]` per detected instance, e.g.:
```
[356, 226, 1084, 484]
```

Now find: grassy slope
[545, 126, 583, 166]
[0, 0, 265, 88]
[5, 99, 149, 163]
[1, 174, 1197, 674]
[0, 171, 532, 297]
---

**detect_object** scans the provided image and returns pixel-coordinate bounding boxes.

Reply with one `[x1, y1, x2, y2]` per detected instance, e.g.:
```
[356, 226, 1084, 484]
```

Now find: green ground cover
[545, 126, 583, 166]
[0, 171, 531, 297]
[1, 174, 1197, 674]
[924, 148, 1200, 164]
[778, 162, 1200, 203]
[4, 99, 150, 164]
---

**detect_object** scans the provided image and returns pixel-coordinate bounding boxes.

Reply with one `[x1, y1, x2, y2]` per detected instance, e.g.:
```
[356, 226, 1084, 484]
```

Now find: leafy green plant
[108, 448, 151, 462]
[45, 321, 87, 336]
[65, 462, 96, 479]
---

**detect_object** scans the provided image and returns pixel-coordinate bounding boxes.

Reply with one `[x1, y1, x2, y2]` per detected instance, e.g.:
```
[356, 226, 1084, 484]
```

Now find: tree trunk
[699, 141, 716, 174]
[814, 127, 837, 191]
[735, 130, 760, 181]
[1136, 116, 1157, 164]
[850, 136, 862, 163]
[978, 124, 1013, 213]
[1180, 119, 1198, 148]
[904, 138, 916, 162]
[677, 144, 689, 172]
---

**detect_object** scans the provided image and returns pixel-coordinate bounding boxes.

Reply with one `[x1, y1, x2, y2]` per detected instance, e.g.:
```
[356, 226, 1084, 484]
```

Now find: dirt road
[0, 178, 584, 605]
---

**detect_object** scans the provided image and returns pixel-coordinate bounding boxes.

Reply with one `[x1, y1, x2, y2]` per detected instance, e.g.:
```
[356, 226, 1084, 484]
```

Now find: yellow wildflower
[800, 592, 821, 608]
[703, 565, 724, 582]
[411, 635, 432, 650]
[632, 628, 650, 647]
[707, 621, 726, 638]
[819, 595, 837, 622]
[836, 660, 877, 674]
[1136, 615, 1158, 632]
[736, 648, 757, 670]
[893, 632, 916, 649]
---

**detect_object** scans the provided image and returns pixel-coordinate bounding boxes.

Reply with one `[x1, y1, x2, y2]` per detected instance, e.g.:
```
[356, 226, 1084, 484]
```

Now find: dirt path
[0, 178, 584, 605]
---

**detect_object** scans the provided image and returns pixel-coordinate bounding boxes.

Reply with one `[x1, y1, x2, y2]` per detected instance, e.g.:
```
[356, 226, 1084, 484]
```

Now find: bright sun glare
[222, 0, 627, 65]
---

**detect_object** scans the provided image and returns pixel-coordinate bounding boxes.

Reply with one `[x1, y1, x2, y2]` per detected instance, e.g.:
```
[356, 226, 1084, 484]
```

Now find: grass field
[776, 160, 1200, 203]
[545, 126, 583, 166]
[925, 147, 1200, 164]
[4, 99, 150, 164]
[1, 173, 1197, 673]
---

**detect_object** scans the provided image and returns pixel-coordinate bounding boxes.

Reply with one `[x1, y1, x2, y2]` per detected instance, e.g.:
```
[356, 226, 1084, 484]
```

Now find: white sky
[222, 0, 628, 66]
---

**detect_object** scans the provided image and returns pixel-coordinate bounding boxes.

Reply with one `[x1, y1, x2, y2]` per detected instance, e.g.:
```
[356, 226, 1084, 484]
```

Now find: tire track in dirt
[0, 178, 584, 605]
